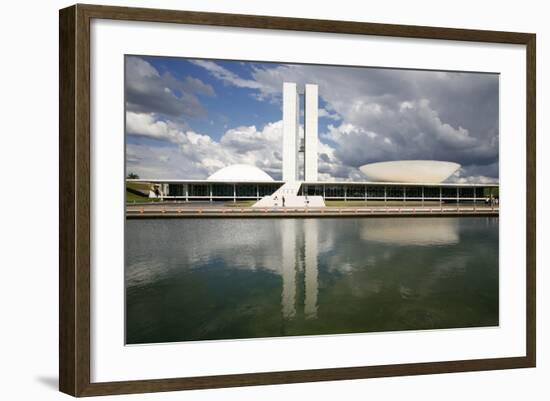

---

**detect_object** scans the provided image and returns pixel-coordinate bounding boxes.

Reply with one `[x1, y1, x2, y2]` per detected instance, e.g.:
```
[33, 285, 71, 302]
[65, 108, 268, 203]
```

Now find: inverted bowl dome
[359, 160, 460, 183]
[207, 164, 274, 182]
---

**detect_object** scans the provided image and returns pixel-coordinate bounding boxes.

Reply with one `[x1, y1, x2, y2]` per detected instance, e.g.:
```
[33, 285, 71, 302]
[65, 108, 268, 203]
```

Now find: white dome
[207, 164, 274, 182]
[359, 160, 460, 183]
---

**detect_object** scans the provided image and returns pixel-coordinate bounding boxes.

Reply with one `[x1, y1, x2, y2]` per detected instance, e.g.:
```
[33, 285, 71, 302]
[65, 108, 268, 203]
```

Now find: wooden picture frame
[59, 3, 536, 397]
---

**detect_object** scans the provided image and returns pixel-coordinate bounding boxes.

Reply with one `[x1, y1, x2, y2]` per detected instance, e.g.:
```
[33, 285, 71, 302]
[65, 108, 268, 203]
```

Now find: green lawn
[126, 181, 159, 203]
[325, 200, 442, 207]
[223, 200, 256, 207]
[126, 191, 160, 203]
[127, 181, 152, 192]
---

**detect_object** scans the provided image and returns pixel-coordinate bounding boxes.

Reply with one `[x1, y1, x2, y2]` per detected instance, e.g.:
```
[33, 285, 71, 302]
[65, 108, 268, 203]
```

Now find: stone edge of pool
[126, 206, 499, 219]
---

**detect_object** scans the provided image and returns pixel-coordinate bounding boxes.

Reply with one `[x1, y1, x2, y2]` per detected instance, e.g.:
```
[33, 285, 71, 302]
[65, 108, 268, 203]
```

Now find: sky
[125, 55, 499, 183]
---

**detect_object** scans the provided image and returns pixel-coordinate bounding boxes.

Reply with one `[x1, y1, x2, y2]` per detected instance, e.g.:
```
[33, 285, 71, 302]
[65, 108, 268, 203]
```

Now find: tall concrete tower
[282, 82, 299, 182]
[282, 82, 318, 182]
[304, 84, 318, 182]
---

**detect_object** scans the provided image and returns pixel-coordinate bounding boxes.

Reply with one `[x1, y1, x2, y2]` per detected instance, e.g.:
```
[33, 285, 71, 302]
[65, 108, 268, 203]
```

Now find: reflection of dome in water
[359, 160, 460, 183]
[360, 218, 459, 246]
[207, 164, 274, 182]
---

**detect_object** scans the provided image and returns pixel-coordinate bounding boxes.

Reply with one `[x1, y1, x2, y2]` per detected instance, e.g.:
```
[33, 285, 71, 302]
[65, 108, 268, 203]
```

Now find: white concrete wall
[283, 82, 298, 181]
[304, 84, 319, 182]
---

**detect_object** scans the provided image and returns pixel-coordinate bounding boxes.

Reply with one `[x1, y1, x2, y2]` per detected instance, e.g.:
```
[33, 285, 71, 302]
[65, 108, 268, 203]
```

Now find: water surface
[126, 217, 498, 344]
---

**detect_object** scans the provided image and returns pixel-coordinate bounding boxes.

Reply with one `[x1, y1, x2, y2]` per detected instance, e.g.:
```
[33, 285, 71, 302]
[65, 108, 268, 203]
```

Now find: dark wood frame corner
[59, 3, 536, 397]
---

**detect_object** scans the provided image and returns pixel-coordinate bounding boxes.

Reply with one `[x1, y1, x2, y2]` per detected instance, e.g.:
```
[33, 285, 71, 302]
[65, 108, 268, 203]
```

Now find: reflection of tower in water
[281, 219, 297, 319]
[280, 219, 319, 320]
[304, 219, 318, 319]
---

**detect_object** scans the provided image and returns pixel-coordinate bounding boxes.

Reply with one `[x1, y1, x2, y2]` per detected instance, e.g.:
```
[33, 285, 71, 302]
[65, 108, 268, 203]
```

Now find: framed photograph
[59, 4, 536, 397]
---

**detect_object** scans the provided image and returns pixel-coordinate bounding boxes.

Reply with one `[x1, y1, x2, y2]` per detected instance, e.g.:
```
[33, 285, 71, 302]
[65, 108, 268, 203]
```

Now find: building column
[439, 187, 442, 207]
[185, 184, 189, 202]
[209, 184, 212, 203]
[283, 82, 299, 182]
[421, 186, 425, 207]
[304, 84, 318, 182]
[384, 186, 387, 206]
[233, 184, 236, 203]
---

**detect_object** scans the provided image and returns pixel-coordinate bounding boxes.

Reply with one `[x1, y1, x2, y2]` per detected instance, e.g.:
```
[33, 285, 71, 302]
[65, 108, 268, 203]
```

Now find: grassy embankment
[126, 182, 159, 203]
[325, 200, 443, 207]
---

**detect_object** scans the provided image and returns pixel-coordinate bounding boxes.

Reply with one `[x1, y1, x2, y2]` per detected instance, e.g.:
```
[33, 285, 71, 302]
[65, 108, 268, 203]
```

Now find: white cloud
[126, 111, 370, 181]
[447, 163, 499, 184]
[127, 56, 159, 79]
[126, 56, 215, 118]
[190, 60, 265, 90]
[131, 59, 499, 183]
[318, 108, 341, 120]
[322, 122, 394, 168]
[126, 112, 285, 179]
[126, 112, 188, 143]
[401, 99, 476, 149]
[451, 175, 499, 184]
[247, 63, 498, 181]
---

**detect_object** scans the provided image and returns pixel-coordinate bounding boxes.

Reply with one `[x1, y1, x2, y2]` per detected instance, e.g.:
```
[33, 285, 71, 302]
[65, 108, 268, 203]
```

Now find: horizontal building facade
[128, 179, 497, 203]
[299, 182, 489, 201]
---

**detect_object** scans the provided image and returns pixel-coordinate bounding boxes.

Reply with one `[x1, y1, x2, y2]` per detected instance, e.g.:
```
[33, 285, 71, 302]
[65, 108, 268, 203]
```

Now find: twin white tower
[282, 82, 318, 182]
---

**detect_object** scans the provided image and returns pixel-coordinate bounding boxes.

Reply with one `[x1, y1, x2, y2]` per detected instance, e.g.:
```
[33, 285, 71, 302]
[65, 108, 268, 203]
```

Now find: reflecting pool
[126, 217, 498, 344]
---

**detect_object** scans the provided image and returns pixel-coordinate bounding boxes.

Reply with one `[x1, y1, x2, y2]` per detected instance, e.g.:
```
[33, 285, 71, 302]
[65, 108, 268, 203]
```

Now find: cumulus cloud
[321, 98, 493, 170]
[126, 112, 285, 179]
[448, 162, 499, 184]
[126, 112, 188, 143]
[130, 58, 499, 182]
[189, 60, 265, 90]
[183, 76, 216, 97]
[125, 111, 367, 182]
[192, 60, 499, 181]
[318, 108, 341, 120]
[126, 56, 215, 119]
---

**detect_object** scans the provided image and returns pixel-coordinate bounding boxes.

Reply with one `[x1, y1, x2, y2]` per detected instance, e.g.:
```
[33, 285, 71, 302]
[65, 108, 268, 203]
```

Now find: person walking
[282, 196, 286, 207]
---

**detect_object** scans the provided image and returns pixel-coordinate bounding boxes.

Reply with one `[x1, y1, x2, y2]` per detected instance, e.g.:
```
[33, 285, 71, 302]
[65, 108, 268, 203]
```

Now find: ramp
[253, 181, 325, 208]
